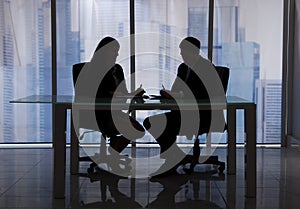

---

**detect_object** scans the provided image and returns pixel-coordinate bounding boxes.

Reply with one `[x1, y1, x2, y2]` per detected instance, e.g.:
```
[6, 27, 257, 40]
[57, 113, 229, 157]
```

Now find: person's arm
[160, 64, 186, 99]
[128, 84, 146, 97]
[160, 89, 183, 99]
[112, 64, 128, 96]
[113, 64, 145, 97]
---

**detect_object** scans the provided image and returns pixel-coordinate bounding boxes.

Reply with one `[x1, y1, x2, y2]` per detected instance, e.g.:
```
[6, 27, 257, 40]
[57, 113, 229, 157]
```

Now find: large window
[213, 0, 283, 143]
[0, 0, 283, 144]
[56, 0, 130, 143]
[134, 0, 210, 143]
[0, 0, 52, 143]
[57, 0, 130, 96]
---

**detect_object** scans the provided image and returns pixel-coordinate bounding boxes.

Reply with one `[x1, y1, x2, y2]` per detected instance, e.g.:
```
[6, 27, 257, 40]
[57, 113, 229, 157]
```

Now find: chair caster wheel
[218, 162, 225, 173]
[87, 162, 97, 174]
[87, 167, 94, 175]
[182, 168, 193, 174]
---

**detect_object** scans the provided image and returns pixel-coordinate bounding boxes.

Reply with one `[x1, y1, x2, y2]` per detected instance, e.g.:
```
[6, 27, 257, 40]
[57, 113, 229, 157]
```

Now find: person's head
[179, 37, 200, 66]
[92, 36, 120, 65]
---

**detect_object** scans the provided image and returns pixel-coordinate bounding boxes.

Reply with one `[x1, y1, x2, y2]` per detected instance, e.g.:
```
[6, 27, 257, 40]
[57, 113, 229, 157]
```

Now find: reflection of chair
[149, 172, 224, 209]
[76, 168, 223, 209]
[76, 169, 141, 208]
[184, 66, 229, 174]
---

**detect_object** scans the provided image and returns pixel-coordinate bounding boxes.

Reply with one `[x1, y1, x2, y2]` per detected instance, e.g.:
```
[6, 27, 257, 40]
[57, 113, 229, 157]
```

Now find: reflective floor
[0, 146, 300, 209]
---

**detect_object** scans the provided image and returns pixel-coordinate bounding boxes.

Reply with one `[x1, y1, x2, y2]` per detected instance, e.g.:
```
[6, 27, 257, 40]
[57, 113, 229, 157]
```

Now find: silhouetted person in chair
[75, 37, 146, 156]
[94, 37, 146, 154]
[143, 37, 224, 176]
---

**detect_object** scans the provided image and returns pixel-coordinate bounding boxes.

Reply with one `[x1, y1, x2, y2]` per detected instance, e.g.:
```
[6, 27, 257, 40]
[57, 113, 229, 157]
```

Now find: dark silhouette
[78, 169, 142, 208]
[77, 168, 224, 209]
[148, 171, 224, 209]
[93, 37, 146, 153]
[143, 37, 225, 176]
[74, 37, 146, 154]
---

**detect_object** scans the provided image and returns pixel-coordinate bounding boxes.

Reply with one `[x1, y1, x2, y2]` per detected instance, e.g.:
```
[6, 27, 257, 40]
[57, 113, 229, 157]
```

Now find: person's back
[172, 61, 210, 100]
[171, 37, 215, 134]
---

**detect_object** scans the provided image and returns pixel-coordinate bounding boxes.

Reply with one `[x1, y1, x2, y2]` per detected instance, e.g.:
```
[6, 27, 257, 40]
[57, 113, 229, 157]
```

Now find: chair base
[182, 155, 225, 174]
[79, 153, 131, 175]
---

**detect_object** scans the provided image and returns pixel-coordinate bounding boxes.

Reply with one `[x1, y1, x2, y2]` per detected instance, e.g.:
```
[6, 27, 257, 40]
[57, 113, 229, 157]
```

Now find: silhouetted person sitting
[74, 37, 146, 156]
[143, 37, 223, 177]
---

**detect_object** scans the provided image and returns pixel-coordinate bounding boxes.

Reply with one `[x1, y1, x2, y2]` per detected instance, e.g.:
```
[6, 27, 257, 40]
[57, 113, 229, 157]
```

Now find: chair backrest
[214, 66, 230, 94]
[198, 66, 229, 134]
[72, 62, 101, 131]
[72, 62, 88, 88]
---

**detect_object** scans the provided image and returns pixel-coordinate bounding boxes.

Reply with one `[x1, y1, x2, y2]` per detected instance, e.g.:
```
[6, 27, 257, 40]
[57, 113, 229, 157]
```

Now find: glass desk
[11, 95, 256, 198]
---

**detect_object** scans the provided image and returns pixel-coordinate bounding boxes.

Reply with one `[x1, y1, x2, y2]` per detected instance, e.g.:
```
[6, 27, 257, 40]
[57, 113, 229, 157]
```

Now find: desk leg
[70, 113, 79, 174]
[227, 106, 236, 175]
[244, 104, 256, 198]
[53, 104, 66, 199]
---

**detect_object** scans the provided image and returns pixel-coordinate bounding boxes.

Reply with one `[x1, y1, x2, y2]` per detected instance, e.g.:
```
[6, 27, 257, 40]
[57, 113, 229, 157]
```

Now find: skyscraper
[1, 0, 15, 142]
[221, 42, 260, 143]
[256, 80, 282, 143]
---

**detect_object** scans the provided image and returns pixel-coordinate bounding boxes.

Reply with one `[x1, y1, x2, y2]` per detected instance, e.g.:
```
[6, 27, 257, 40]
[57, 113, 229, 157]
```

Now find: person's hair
[179, 36, 201, 53]
[94, 36, 120, 53]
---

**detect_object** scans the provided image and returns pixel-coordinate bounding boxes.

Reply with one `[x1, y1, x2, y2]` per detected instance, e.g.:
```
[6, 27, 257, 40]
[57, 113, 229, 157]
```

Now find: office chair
[183, 66, 229, 174]
[72, 62, 130, 174]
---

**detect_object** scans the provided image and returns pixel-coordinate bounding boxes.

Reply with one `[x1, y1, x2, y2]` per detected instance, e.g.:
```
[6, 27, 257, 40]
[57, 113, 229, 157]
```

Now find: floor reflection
[2, 147, 299, 209]
[71, 166, 226, 209]
[77, 169, 142, 208]
[147, 171, 225, 209]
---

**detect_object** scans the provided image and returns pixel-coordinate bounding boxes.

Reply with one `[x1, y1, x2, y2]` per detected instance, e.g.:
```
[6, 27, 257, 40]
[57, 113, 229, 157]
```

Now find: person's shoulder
[115, 63, 123, 69]
[178, 63, 187, 68]
[178, 63, 187, 71]
[114, 63, 124, 72]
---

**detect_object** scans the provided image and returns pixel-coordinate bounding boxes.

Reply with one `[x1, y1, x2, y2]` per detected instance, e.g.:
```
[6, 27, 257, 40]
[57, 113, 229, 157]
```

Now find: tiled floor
[0, 146, 300, 209]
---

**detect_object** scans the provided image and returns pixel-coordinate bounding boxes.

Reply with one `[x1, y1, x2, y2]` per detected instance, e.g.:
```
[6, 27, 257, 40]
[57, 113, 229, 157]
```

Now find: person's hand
[160, 89, 173, 99]
[131, 84, 145, 97]
[134, 87, 145, 97]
